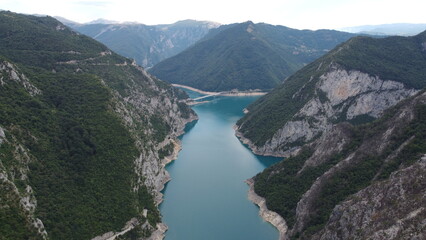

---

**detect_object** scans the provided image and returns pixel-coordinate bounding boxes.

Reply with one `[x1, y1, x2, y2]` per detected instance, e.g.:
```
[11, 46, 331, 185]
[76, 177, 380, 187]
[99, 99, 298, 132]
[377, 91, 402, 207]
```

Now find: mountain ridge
[149, 22, 356, 91]
[64, 19, 220, 68]
[236, 30, 426, 156]
[0, 11, 196, 240]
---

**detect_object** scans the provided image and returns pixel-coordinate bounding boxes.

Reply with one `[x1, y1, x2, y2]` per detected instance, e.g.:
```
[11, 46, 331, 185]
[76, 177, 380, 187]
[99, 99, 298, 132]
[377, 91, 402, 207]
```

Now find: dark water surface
[160, 93, 281, 240]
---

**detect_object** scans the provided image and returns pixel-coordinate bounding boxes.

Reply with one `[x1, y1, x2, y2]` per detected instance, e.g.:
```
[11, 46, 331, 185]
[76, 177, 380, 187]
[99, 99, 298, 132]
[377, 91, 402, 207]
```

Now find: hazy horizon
[49, 15, 426, 30]
[1, 0, 426, 30]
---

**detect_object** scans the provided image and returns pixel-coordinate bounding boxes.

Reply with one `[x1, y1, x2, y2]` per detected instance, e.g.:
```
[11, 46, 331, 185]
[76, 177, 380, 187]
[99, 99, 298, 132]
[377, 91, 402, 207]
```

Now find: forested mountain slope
[149, 21, 355, 91]
[252, 90, 426, 239]
[0, 11, 195, 240]
[236, 31, 426, 156]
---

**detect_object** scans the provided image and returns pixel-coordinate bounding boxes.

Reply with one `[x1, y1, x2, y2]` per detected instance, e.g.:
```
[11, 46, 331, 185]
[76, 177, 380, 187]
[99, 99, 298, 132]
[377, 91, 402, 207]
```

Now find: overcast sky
[1, 0, 425, 29]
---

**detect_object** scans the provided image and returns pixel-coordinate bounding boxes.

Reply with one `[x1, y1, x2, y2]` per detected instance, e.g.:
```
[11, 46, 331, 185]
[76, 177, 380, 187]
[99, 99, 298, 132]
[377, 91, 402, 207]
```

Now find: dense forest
[149, 21, 355, 91]
[0, 11, 193, 239]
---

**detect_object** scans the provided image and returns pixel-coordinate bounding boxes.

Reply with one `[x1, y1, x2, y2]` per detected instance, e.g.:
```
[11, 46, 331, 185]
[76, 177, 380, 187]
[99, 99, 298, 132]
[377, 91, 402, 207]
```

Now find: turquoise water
[160, 93, 281, 240]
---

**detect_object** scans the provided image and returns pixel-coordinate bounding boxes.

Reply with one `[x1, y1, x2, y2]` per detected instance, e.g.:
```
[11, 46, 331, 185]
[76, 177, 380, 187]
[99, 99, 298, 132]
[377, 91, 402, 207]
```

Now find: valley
[160, 92, 281, 240]
[0, 7, 425, 240]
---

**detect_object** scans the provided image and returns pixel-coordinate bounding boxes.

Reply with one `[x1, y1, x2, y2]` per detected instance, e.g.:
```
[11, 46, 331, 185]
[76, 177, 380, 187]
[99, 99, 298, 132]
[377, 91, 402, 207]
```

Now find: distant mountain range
[85, 18, 120, 25]
[54, 17, 120, 26]
[149, 21, 356, 91]
[57, 18, 220, 68]
[53, 16, 81, 27]
[341, 23, 426, 36]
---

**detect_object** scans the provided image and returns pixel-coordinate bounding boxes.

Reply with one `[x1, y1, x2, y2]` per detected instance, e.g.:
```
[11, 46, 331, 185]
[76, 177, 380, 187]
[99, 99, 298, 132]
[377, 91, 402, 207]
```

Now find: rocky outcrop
[290, 91, 424, 237]
[238, 67, 418, 157]
[298, 123, 353, 171]
[0, 61, 41, 96]
[0, 61, 47, 239]
[146, 223, 168, 240]
[0, 127, 47, 239]
[239, 31, 426, 240]
[318, 68, 417, 119]
[0, 126, 5, 144]
[108, 66, 197, 205]
[237, 31, 426, 157]
[250, 90, 426, 239]
[311, 155, 426, 240]
[246, 179, 288, 240]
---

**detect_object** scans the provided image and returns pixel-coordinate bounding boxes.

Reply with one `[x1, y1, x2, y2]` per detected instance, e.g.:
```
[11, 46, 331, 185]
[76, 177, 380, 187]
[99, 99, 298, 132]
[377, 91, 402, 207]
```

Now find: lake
[160, 92, 281, 240]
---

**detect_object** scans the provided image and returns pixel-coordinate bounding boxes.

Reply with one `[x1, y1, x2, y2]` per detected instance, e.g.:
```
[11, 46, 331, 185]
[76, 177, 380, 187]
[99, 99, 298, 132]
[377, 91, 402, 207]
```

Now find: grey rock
[288, 91, 426, 238]
[0, 61, 42, 96]
[245, 67, 418, 157]
[311, 155, 426, 240]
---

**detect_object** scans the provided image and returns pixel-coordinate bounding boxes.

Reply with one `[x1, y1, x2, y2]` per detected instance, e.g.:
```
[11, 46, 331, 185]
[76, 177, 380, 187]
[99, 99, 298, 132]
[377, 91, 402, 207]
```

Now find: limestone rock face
[0, 127, 48, 239]
[0, 61, 41, 96]
[290, 91, 425, 237]
[0, 126, 5, 144]
[311, 155, 426, 240]
[239, 32, 426, 240]
[318, 69, 417, 119]
[239, 67, 418, 157]
[109, 65, 197, 204]
[249, 91, 426, 240]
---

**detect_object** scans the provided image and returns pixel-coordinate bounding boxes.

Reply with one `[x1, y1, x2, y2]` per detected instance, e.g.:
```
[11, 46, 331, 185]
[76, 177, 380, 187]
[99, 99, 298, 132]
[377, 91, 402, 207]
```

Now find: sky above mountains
[1, 0, 425, 30]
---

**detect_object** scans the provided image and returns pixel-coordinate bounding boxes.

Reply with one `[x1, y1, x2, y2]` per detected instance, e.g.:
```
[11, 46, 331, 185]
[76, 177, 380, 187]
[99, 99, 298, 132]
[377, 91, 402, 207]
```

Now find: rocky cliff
[251, 89, 426, 239]
[311, 154, 426, 240]
[0, 11, 196, 240]
[239, 31, 426, 239]
[237, 65, 418, 157]
[236, 31, 426, 157]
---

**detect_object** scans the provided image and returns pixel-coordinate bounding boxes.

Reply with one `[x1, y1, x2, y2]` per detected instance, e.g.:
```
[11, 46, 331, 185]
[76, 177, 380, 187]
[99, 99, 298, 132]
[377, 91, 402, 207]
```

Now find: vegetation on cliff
[253, 91, 426, 239]
[237, 31, 426, 147]
[149, 21, 355, 91]
[0, 11, 193, 239]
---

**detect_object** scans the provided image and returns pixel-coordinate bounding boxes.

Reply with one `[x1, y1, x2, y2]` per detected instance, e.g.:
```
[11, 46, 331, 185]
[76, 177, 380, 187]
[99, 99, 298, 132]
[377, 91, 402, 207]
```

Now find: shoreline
[233, 125, 293, 158]
[91, 116, 197, 240]
[172, 83, 268, 96]
[163, 139, 182, 166]
[152, 114, 198, 240]
[246, 178, 288, 240]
